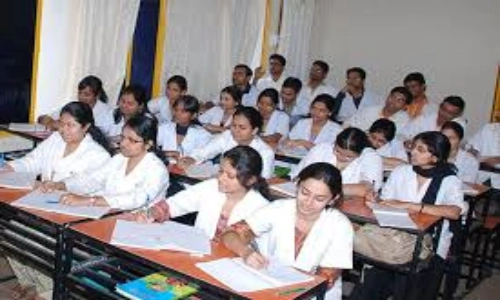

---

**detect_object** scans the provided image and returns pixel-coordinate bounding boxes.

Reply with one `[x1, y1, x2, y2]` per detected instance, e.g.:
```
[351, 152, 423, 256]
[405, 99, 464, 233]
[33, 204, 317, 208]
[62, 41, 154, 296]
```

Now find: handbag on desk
[354, 224, 433, 265]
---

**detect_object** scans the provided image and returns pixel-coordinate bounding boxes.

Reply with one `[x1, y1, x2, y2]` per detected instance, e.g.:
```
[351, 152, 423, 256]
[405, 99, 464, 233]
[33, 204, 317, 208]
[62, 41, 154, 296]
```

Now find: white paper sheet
[12, 190, 111, 219]
[185, 162, 219, 179]
[270, 182, 297, 198]
[8, 123, 48, 132]
[368, 202, 417, 229]
[0, 172, 36, 189]
[111, 220, 211, 255]
[196, 257, 313, 292]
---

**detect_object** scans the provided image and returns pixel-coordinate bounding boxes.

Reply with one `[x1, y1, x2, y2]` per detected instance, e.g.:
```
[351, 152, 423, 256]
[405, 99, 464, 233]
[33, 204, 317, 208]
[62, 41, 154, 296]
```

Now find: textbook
[0, 172, 36, 189]
[116, 273, 198, 300]
[196, 258, 313, 293]
[270, 181, 297, 198]
[368, 202, 417, 230]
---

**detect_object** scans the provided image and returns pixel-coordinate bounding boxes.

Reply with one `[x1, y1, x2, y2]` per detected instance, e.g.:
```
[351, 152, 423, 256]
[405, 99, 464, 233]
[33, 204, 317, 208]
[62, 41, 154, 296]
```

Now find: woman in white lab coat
[59, 115, 170, 210]
[351, 131, 465, 300]
[222, 163, 353, 300]
[148, 75, 188, 124]
[199, 85, 241, 134]
[441, 121, 479, 183]
[156, 95, 211, 160]
[286, 94, 342, 149]
[37, 75, 112, 132]
[367, 118, 408, 170]
[467, 122, 500, 188]
[178, 106, 275, 179]
[291, 127, 383, 197]
[133, 146, 270, 239]
[4, 101, 112, 184]
[102, 84, 149, 139]
[256, 88, 290, 144]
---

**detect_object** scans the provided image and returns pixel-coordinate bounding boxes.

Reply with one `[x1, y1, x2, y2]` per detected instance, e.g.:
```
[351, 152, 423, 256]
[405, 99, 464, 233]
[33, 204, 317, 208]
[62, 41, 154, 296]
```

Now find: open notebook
[269, 181, 297, 198]
[367, 202, 417, 229]
[185, 162, 219, 179]
[196, 257, 313, 292]
[111, 220, 211, 255]
[0, 172, 37, 189]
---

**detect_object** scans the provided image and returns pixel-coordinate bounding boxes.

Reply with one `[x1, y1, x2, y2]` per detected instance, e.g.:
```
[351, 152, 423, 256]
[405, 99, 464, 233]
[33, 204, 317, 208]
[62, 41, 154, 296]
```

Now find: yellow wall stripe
[152, 0, 168, 97]
[29, 0, 44, 122]
[125, 45, 134, 85]
[259, 0, 272, 70]
[491, 65, 500, 122]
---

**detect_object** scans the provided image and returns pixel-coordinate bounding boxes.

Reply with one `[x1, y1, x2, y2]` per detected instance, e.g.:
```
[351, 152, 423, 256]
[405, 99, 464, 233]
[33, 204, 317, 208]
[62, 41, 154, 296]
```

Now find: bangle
[419, 203, 424, 213]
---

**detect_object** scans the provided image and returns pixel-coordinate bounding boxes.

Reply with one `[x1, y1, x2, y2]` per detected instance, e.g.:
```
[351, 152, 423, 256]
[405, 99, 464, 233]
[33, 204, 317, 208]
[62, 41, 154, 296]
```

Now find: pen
[277, 287, 307, 296]
[46, 200, 59, 204]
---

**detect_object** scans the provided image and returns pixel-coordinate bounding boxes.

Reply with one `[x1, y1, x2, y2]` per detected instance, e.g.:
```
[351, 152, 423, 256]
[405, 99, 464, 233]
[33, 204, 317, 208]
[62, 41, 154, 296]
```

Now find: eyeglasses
[118, 134, 144, 144]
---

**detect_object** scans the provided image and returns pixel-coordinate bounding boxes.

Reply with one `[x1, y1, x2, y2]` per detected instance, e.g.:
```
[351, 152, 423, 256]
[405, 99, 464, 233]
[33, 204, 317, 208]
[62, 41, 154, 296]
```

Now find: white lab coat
[376, 140, 408, 162]
[403, 112, 468, 140]
[241, 85, 260, 108]
[298, 82, 337, 110]
[380, 164, 466, 258]
[166, 179, 269, 238]
[337, 90, 382, 123]
[148, 96, 172, 124]
[344, 104, 410, 135]
[291, 144, 383, 190]
[199, 106, 233, 128]
[65, 152, 170, 210]
[256, 74, 286, 93]
[261, 110, 289, 138]
[101, 111, 125, 138]
[8, 132, 111, 182]
[288, 118, 342, 145]
[451, 149, 479, 183]
[247, 199, 353, 300]
[49, 100, 113, 132]
[467, 123, 500, 187]
[156, 122, 212, 157]
[191, 130, 275, 179]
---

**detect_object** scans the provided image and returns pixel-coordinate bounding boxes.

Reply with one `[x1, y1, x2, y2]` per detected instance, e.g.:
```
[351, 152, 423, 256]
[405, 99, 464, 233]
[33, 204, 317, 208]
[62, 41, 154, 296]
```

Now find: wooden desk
[0, 124, 51, 144]
[63, 217, 328, 299]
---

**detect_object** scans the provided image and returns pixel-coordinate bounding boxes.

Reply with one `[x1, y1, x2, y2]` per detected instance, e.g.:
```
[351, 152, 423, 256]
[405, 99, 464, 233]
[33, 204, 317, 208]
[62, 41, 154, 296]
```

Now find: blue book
[116, 273, 198, 300]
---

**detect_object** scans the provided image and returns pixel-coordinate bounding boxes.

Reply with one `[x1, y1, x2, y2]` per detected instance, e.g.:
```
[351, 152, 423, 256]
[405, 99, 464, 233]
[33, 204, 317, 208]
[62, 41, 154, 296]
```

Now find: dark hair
[166, 75, 188, 91]
[269, 53, 286, 66]
[124, 115, 166, 163]
[234, 64, 253, 77]
[336, 127, 370, 154]
[173, 95, 202, 126]
[390, 86, 413, 105]
[297, 162, 343, 209]
[310, 94, 336, 121]
[257, 88, 280, 107]
[78, 75, 108, 103]
[221, 85, 243, 105]
[347, 67, 366, 80]
[114, 84, 148, 124]
[442, 95, 465, 113]
[233, 107, 263, 133]
[313, 60, 329, 74]
[413, 131, 451, 163]
[282, 77, 302, 94]
[403, 72, 426, 85]
[222, 146, 271, 199]
[369, 119, 396, 142]
[60, 101, 114, 155]
[441, 121, 464, 140]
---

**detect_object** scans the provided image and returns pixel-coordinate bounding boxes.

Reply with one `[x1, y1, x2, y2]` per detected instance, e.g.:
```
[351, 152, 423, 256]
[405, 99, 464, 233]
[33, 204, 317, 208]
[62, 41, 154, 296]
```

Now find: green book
[116, 273, 198, 300]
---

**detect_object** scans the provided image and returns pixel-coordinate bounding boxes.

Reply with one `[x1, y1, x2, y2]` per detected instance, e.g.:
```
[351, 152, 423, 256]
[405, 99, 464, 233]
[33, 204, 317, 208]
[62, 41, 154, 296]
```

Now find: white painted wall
[310, 0, 500, 136]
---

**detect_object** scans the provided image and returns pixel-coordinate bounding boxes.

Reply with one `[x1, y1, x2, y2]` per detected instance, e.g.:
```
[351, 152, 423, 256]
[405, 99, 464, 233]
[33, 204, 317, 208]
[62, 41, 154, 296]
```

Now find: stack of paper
[270, 181, 297, 198]
[111, 220, 211, 255]
[196, 258, 313, 292]
[12, 190, 111, 219]
[0, 172, 36, 189]
[8, 123, 48, 132]
[185, 162, 219, 179]
[368, 202, 417, 229]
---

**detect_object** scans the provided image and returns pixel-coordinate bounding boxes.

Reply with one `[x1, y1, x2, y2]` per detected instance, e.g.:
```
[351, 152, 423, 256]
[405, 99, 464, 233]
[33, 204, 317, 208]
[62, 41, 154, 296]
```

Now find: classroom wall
[310, 0, 500, 136]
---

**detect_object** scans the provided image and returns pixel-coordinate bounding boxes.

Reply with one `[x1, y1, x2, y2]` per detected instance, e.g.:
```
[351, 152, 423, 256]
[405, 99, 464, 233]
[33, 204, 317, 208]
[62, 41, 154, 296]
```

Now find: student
[291, 127, 383, 197]
[148, 75, 188, 123]
[199, 85, 242, 134]
[441, 121, 479, 183]
[103, 84, 148, 139]
[157, 95, 211, 160]
[351, 131, 465, 300]
[403, 72, 438, 119]
[256, 88, 290, 144]
[368, 119, 408, 170]
[38, 75, 112, 131]
[300, 60, 337, 109]
[286, 94, 342, 150]
[232, 64, 259, 107]
[467, 122, 500, 188]
[345, 86, 412, 136]
[222, 163, 354, 300]
[336, 67, 382, 122]
[279, 77, 309, 127]
[254, 53, 287, 92]
[178, 107, 275, 179]
[3, 102, 112, 183]
[404, 96, 467, 140]
[133, 146, 270, 239]
[59, 115, 170, 210]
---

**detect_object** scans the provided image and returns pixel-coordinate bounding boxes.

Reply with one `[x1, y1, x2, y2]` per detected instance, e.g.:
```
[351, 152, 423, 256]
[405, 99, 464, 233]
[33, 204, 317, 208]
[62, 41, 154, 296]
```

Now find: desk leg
[52, 227, 65, 300]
